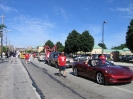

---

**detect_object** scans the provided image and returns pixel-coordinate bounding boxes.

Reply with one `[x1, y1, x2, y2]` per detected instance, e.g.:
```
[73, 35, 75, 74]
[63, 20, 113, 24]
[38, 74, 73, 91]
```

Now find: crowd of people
[1, 50, 37, 64]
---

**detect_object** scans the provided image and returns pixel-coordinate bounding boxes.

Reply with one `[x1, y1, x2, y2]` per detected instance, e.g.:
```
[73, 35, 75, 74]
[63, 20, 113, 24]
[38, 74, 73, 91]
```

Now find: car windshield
[89, 59, 115, 67]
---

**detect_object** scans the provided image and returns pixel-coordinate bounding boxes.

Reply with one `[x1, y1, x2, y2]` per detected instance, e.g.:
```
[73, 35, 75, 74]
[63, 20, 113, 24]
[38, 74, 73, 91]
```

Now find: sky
[0, 0, 133, 49]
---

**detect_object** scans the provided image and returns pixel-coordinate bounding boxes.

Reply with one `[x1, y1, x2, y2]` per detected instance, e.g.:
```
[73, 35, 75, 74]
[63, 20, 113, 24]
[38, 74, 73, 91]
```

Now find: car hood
[102, 65, 132, 75]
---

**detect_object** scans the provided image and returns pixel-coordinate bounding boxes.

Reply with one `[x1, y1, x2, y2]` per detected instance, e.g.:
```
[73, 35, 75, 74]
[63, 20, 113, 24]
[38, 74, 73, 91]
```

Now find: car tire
[48, 61, 52, 66]
[73, 67, 79, 76]
[96, 72, 105, 85]
[55, 63, 59, 69]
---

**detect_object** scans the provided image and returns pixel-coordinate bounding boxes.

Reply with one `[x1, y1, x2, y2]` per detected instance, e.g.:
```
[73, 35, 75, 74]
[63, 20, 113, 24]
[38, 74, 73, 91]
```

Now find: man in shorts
[58, 52, 67, 78]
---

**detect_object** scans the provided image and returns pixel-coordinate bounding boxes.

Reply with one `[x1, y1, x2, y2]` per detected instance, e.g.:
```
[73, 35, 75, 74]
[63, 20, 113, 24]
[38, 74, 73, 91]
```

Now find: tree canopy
[45, 40, 54, 48]
[56, 41, 64, 52]
[0, 24, 6, 29]
[126, 19, 133, 52]
[98, 43, 107, 49]
[64, 30, 81, 53]
[80, 30, 94, 52]
[111, 43, 127, 50]
[64, 30, 94, 54]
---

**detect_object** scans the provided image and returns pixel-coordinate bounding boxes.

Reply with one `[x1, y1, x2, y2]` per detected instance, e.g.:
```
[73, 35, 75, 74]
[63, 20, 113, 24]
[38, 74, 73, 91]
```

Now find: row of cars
[45, 52, 73, 68]
[37, 52, 74, 68]
[36, 52, 133, 85]
[119, 55, 133, 62]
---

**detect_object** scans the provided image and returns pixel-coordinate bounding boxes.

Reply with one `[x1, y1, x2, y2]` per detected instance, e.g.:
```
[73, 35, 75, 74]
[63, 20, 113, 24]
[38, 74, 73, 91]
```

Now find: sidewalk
[0, 58, 40, 99]
[115, 61, 133, 67]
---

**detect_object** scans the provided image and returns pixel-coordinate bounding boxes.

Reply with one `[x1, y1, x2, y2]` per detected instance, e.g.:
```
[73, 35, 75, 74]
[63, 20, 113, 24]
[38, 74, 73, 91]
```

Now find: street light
[102, 21, 107, 54]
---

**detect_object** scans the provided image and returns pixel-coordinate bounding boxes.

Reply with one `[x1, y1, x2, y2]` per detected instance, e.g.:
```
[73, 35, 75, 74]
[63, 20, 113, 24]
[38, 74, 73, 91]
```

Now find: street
[0, 58, 133, 99]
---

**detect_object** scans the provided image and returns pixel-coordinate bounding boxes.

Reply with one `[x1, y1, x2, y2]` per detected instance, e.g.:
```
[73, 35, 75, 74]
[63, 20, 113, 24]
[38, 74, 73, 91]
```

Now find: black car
[119, 55, 133, 62]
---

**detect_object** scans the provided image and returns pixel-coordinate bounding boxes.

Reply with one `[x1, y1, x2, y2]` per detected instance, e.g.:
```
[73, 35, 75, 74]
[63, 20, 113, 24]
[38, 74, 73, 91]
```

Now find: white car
[37, 53, 45, 61]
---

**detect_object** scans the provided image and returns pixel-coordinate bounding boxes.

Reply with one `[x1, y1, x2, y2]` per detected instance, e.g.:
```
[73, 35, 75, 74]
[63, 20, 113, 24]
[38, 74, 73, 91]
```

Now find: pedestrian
[2, 52, 5, 62]
[98, 54, 106, 64]
[33, 53, 36, 60]
[25, 52, 29, 64]
[12, 51, 16, 62]
[110, 53, 114, 64]
[5, 51, 9, 58]
[85, 54, 93, 64]
[57, 52, 67, 78]
[17, 51, 20, 58]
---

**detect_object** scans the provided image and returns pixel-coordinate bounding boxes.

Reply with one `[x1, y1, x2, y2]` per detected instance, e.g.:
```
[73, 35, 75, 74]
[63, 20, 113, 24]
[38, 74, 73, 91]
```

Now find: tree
[2, 46, 6, 52]
[56, 41, 64, 52]
[98, 43, 107, 49]
[0, 24, 7, 58]
[0, 24, 6, 30]
[126, 19, 133, 52]
[65, 30, 81, 53]
[80, 30, 94, 53]
[111, 43, 127, 50]
[45, 40, 54, 48]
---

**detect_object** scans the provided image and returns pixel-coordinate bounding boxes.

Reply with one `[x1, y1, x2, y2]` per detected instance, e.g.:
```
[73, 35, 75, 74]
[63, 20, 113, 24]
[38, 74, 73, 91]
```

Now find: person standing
[110, 53, 114, 64]
[58, 52, 67, 78]
[85, 54, 93, 64]
[12, 51, 16, 62]
[99, 54, 106, 60]
[25, 52, 29, 64]
[33, 53, 36, 60]
[99, 54, 106, 63]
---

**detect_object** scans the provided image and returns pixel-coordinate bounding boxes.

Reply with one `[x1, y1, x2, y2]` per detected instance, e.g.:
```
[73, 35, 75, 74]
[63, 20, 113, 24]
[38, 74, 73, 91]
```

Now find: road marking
[112, 86, 133, 94]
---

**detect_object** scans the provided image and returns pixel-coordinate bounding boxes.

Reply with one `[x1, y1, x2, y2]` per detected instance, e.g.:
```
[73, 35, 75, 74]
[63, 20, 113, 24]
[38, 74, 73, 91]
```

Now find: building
[37, 45, 44, 53]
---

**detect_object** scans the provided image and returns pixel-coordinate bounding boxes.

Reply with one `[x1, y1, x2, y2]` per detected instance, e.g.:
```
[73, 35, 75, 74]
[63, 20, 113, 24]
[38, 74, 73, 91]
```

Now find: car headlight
[105, 70, 116, 74]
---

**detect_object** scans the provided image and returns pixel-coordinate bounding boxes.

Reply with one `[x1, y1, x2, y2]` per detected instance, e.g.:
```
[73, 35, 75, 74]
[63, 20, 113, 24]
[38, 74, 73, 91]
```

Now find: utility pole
[5, 30, 11, 51]
[0, 14, 5, 58]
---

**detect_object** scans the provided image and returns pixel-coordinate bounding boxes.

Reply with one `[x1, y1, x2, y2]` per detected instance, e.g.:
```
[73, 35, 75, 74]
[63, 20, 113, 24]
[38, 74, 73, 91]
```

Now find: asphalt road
[0, 58, 40, 99]
[0, 58, 133, 99]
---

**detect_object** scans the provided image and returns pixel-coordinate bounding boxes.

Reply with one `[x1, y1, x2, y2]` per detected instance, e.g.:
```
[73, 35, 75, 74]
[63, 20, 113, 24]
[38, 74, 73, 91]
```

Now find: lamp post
[102, 21, 107, 54]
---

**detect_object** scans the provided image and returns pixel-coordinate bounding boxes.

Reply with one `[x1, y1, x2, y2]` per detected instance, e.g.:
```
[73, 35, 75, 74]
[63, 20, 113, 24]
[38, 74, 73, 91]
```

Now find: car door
[77, 61, 91, 77]
[76, 62, 86, 76]
[53, 53, 58, 65]
[83, 60, 98, 79]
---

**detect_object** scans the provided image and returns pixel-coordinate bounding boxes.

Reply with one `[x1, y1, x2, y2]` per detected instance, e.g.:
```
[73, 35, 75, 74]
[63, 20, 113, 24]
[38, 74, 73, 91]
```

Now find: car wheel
[73, 67, 79, 76]
[48, 61, 52, 66]
[96, 72, 105, 85]
[55, 63, 59, 69]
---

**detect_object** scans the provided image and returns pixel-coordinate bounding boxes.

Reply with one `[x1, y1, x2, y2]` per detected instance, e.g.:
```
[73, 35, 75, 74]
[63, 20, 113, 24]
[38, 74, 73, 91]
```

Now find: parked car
[20, 53, 25, 59]
[37, 53, 45, 61]
[73, 55, 82, 61]
[73, 54, 89, 61]
[126, 55, 133, 62]
[48, 52, 73, 68]
[119, 55, 133, 62]
[72, 59, 133, 85]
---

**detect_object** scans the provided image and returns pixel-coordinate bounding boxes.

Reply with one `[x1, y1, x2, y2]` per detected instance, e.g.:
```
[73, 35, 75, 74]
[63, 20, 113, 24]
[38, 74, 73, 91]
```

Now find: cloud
[109, 3, 133, 18]
[116, 6, 133, 14]
[0, 4, 18, 13]
[7, 15, 57, 47]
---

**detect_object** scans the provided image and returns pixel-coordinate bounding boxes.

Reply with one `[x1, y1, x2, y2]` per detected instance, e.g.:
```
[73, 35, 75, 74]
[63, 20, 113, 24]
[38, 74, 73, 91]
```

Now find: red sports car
[72, 59, 133, 85]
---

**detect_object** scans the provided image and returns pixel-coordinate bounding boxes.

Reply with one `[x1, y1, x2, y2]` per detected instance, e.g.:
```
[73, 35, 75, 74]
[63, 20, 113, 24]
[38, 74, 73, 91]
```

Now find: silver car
[37, 53, 45, 61]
